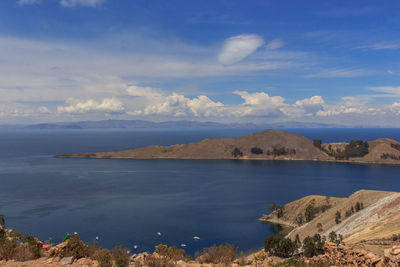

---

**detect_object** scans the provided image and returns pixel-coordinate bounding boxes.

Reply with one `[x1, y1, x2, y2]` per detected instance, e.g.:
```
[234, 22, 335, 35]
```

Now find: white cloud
[127, 86, 224, 117]
[57, 98, 125, 114]
[59, 0, 105, 7]
[266, 39, 286, 50]
[305, 68, 366, 78]
[17, 0, 40, 6]
[369, 86, 400, 95]
[355, 43, 400, 51]
[218, 34, 265, 65]
[295, 96, 325, 115]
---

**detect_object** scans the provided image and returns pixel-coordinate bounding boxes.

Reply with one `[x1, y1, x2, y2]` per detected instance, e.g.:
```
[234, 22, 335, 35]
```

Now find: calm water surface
[1, 128, 400, 254]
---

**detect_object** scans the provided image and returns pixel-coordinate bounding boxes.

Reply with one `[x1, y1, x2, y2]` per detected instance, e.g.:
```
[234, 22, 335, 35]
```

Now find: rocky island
[56, 130, 400, 165]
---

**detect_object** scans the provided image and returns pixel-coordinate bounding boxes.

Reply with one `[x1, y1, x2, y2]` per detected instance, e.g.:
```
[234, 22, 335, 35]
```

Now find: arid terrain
[56, 130, 400, 165]
[261, 190, 400, 257]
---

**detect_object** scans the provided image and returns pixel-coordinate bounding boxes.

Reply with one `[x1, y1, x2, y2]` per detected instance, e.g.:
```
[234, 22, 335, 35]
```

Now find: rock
[77, 258, 94, 266]
[61, 256, 75, 265]
[176, 260, 187, 267]
[391, 248, 400, 255]
[187, 262, 201, 267]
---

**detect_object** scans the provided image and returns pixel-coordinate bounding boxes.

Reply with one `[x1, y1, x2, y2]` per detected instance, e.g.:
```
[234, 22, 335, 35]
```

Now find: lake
[1, 128, 400, 254]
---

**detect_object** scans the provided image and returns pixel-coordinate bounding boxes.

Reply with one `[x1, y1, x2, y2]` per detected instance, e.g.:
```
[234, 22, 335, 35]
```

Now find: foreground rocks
[5, 242, 400, 266]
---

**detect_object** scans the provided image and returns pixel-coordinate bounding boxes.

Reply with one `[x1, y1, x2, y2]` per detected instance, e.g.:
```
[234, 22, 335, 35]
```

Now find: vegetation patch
[381, 153, 400, 160]
[251, 147, 264, 154]
[266, 146, 296, 156]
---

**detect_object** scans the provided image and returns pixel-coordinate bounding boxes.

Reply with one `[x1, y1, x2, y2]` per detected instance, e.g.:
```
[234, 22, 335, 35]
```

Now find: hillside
[260, 190, 400, 254]
[56, 129, 400, 165]
[56, 130, 329, 160]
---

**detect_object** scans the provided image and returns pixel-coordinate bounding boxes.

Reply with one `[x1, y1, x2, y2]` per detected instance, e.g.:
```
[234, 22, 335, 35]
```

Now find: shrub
[313, 140, 322, 149]
[381, 153, 400, 160]
[0, 235, 17, 260]
[335, 211, 341, 224]
[329, 231, 337, 243]
[344, 140, 369, 158]
[305, 204, 316, 222]
[0, 214, 4, 227]
[232, 148, 243, 158]
[269, 201, 285, 218]
[295, 214, 304, 225]
[143, 254, 175, 267]
[154, 244, 188, 261]
[294, 234, 301, 250]
[355, 202, 363, 212]
[92, 249, 112, 267]
[303, 234, 324, 258]
[264, 235, 295, 258]
[197, 244, 237, 264]
[60, 234, 88, 259]
[251, 147, 264, 154]
[112, 245, 130, 267]
[391, 143, 400, 151]
[252, 250, 267, 261]
[22, 236, 41, 259]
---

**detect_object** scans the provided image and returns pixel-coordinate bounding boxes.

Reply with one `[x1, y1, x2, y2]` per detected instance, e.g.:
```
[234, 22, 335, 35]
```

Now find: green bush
[264, 235, 295, 258]
[232, 148, 243, 158]
[313, 140, 322, 149]
[251, 147, 264, 154]
[155, 244, 188, 261]
[92, 249, 112, 267]
[345, 140, 369, 158]
[112, 245, 130, 267]
[197, 244, 237, 264]
[305, 204, 316, 222]
[303, 234, 324, 258]
[335, 211, 341, 224]
[22, 236, 41, 259]
[0, 236, 17, 260]
[60, 234, 88, 259]
[269, 201, 285, 218]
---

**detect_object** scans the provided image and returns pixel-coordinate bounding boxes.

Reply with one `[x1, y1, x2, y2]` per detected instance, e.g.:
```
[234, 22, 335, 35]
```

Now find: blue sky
[1, 0, 400, 126]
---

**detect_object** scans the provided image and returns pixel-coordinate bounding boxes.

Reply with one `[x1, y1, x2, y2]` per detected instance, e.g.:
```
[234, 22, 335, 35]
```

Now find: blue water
[1, 128, 400, 254]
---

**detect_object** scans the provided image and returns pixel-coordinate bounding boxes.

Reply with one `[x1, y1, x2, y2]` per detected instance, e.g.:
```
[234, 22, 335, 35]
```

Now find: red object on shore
[42, 244, 51, 250]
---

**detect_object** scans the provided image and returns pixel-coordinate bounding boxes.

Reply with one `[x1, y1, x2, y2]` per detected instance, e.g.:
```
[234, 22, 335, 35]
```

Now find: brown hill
[56, 130, 329, 160]
[260, 190, 400, 248]
[56, 129, 400, 164]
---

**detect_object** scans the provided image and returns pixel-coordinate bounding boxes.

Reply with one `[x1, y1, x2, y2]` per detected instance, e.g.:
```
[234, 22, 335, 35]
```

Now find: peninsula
[56, 130, 400, 164]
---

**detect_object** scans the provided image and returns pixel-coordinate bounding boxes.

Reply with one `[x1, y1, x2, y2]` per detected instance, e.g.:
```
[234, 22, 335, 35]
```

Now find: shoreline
[54, 155, 400, 166]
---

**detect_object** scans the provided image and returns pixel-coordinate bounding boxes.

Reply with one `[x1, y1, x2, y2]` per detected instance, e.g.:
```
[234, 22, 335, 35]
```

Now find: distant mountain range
[17, 119, 342, 129]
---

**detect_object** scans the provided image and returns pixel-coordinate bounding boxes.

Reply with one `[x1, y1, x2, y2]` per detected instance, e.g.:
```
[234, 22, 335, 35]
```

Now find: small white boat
[193, 236, 200, 240]
[134, 245, 138, 249]
[180, 244, 186, 247]
[157, 232, 162, 236]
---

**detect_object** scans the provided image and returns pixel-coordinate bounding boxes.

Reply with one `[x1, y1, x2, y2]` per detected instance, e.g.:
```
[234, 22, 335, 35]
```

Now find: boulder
[61, 256, 74, 265]
[176, 259, 187, 267]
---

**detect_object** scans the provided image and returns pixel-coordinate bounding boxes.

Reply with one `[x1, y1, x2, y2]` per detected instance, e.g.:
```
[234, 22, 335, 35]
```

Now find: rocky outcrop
[305, 242, 400, 267]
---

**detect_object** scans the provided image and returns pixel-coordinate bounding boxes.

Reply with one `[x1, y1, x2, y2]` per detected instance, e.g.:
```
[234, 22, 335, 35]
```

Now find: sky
[1, 0, 400, 126]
